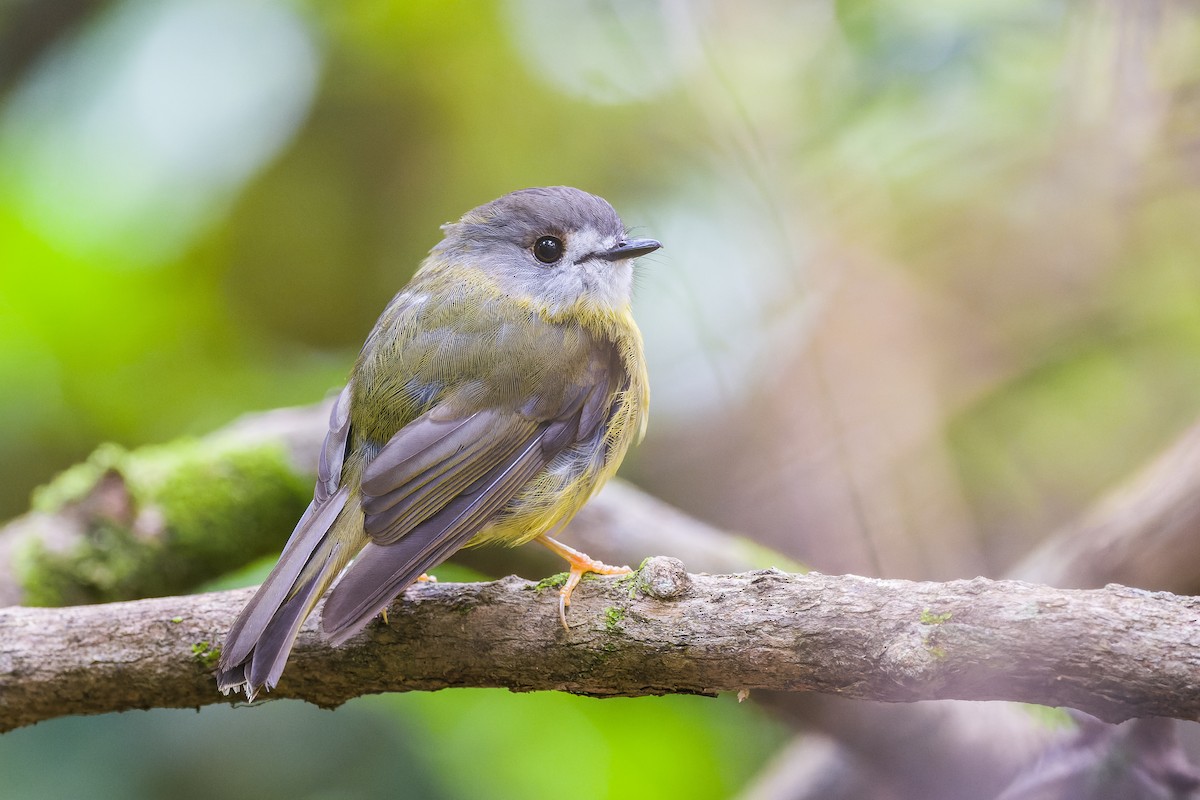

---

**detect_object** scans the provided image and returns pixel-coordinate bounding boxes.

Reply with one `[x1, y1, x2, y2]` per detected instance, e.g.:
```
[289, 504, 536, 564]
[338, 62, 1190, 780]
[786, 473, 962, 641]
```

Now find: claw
[537, 535, 631, 630]
[378, 574, 435, 627]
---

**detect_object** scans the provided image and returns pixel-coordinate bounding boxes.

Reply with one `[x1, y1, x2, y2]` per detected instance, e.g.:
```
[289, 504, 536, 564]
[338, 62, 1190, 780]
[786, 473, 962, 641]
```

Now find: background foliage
[4, 0, 1200, 797]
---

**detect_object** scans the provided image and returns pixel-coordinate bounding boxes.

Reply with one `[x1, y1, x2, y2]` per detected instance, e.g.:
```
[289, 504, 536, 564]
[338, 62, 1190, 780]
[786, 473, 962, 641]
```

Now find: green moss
[18, 436, 313, 606]
[169, 616, 183, 624]
[191, 641, 221, 670]
[153, 441, 311, 577]
[31, 443, 129, 512]
[614, 565, 648, 598]
[603, 605, 627, 633]
[532, 572, 569, 592]
[919, 608, 952, 659]
[920, 608, 953, 625]
[919, 609, 952, 658]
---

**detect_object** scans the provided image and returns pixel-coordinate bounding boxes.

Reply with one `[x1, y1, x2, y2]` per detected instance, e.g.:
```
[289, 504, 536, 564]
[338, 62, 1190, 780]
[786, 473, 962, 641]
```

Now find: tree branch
[3, 557, 1198, 734]
[8, 401, 1200, 800]
[1013, 418, 1200, 594]
[0, 399, 787, 607]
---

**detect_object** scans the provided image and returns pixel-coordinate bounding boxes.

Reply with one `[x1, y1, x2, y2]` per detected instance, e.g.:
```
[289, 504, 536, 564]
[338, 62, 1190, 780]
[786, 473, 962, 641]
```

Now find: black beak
[597, 237, 662, 261]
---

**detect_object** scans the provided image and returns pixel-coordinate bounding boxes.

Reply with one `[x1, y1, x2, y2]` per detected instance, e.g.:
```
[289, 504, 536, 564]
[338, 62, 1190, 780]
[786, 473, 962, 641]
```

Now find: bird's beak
[597, 238, 662, 261]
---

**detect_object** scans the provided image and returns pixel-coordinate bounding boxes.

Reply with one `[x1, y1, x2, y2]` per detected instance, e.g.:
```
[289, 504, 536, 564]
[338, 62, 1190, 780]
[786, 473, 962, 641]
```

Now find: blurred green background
[5, 0, 1200, 796]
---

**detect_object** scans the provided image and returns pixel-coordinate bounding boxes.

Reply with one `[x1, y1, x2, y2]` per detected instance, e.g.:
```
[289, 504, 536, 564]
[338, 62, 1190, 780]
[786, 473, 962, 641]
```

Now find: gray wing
[359, 410, 540, 544]
[319, 379, 614, 645]
[321, 426, 552, 644]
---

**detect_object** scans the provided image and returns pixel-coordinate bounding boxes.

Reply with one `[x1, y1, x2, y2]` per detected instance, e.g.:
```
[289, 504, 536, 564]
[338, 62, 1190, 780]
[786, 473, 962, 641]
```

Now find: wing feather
[315, 386, 353, 503]
[359, 413, 482, 497]
[321, 431, 549, 643]
[360, 410, 538, 545]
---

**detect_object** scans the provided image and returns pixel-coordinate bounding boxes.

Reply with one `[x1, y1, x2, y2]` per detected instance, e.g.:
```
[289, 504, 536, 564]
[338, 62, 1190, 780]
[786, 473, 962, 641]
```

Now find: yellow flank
[469, 310, 648, 548]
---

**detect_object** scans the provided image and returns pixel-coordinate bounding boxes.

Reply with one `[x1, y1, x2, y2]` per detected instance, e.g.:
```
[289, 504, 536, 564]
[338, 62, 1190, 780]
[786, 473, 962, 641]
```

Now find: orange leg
[379, 574, 437, 626]
[537, 535, 631, 630]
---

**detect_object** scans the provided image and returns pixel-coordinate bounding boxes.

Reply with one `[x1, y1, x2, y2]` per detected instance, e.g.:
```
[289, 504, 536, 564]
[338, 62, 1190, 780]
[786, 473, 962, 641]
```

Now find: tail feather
[221, 488, 349, 668]
[245, 541, 341, 695]
[216, 486, 355, 700]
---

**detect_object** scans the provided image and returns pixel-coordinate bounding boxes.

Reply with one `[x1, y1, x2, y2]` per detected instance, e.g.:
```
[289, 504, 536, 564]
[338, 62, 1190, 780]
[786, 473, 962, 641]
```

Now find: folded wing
[320, 347, 620, 644]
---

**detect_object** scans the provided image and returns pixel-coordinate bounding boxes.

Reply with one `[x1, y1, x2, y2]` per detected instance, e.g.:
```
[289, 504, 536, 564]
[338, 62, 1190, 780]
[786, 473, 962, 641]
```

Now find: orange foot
[379, 574, 437, 626]
[537, 535, 631, 630]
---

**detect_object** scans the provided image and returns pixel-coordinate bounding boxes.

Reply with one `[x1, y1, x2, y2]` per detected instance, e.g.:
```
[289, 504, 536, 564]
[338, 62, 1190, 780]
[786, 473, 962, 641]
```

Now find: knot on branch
[640, 556, 691, 600]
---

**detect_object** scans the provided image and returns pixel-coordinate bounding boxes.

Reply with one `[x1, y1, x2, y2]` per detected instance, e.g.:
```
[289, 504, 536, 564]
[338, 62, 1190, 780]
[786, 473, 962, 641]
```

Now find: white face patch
[566, 228, 610, 261]
[535, 227, 636, 314]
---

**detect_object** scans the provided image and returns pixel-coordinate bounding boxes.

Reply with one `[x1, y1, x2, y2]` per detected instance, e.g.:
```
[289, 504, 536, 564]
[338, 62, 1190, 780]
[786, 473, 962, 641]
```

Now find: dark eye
[533, 236, 564, 264]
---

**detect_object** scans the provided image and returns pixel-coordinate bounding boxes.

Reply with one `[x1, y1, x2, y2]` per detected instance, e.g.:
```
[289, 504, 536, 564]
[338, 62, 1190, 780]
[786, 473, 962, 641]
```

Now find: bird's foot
[536, 535, 631, 630]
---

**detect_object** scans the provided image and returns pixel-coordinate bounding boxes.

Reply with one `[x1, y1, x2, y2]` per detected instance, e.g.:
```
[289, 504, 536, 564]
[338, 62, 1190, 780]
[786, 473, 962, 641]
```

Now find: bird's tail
[215, 487, 360, 701]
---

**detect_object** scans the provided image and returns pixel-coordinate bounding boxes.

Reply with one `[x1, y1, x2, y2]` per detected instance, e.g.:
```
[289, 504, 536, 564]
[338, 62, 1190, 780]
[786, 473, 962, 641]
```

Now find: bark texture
[3, 557, 1198, 734]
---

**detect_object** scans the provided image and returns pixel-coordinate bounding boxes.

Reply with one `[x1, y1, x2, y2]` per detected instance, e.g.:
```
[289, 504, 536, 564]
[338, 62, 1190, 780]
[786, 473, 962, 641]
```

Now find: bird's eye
[533, 236, 564, 264]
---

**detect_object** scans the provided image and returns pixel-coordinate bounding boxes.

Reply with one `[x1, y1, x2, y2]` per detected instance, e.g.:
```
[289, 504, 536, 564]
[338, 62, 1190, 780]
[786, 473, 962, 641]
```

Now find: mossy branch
[3, 557, 1199, 734]
[0, 401, 783, 608]
[0, 406, 324, 606]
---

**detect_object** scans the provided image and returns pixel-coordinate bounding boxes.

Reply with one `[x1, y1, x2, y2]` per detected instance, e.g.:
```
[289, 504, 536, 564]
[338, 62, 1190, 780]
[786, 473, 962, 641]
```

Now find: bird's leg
[536, 535, 631, 630]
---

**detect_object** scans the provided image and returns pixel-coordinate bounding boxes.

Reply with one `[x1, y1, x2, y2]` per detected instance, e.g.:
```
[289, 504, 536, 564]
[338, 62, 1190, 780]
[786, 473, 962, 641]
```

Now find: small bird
[216, 186, 659, 700]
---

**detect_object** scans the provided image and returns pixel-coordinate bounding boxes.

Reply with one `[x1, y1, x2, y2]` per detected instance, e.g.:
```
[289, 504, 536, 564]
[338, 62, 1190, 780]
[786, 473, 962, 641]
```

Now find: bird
[215, 186, 660, 700]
